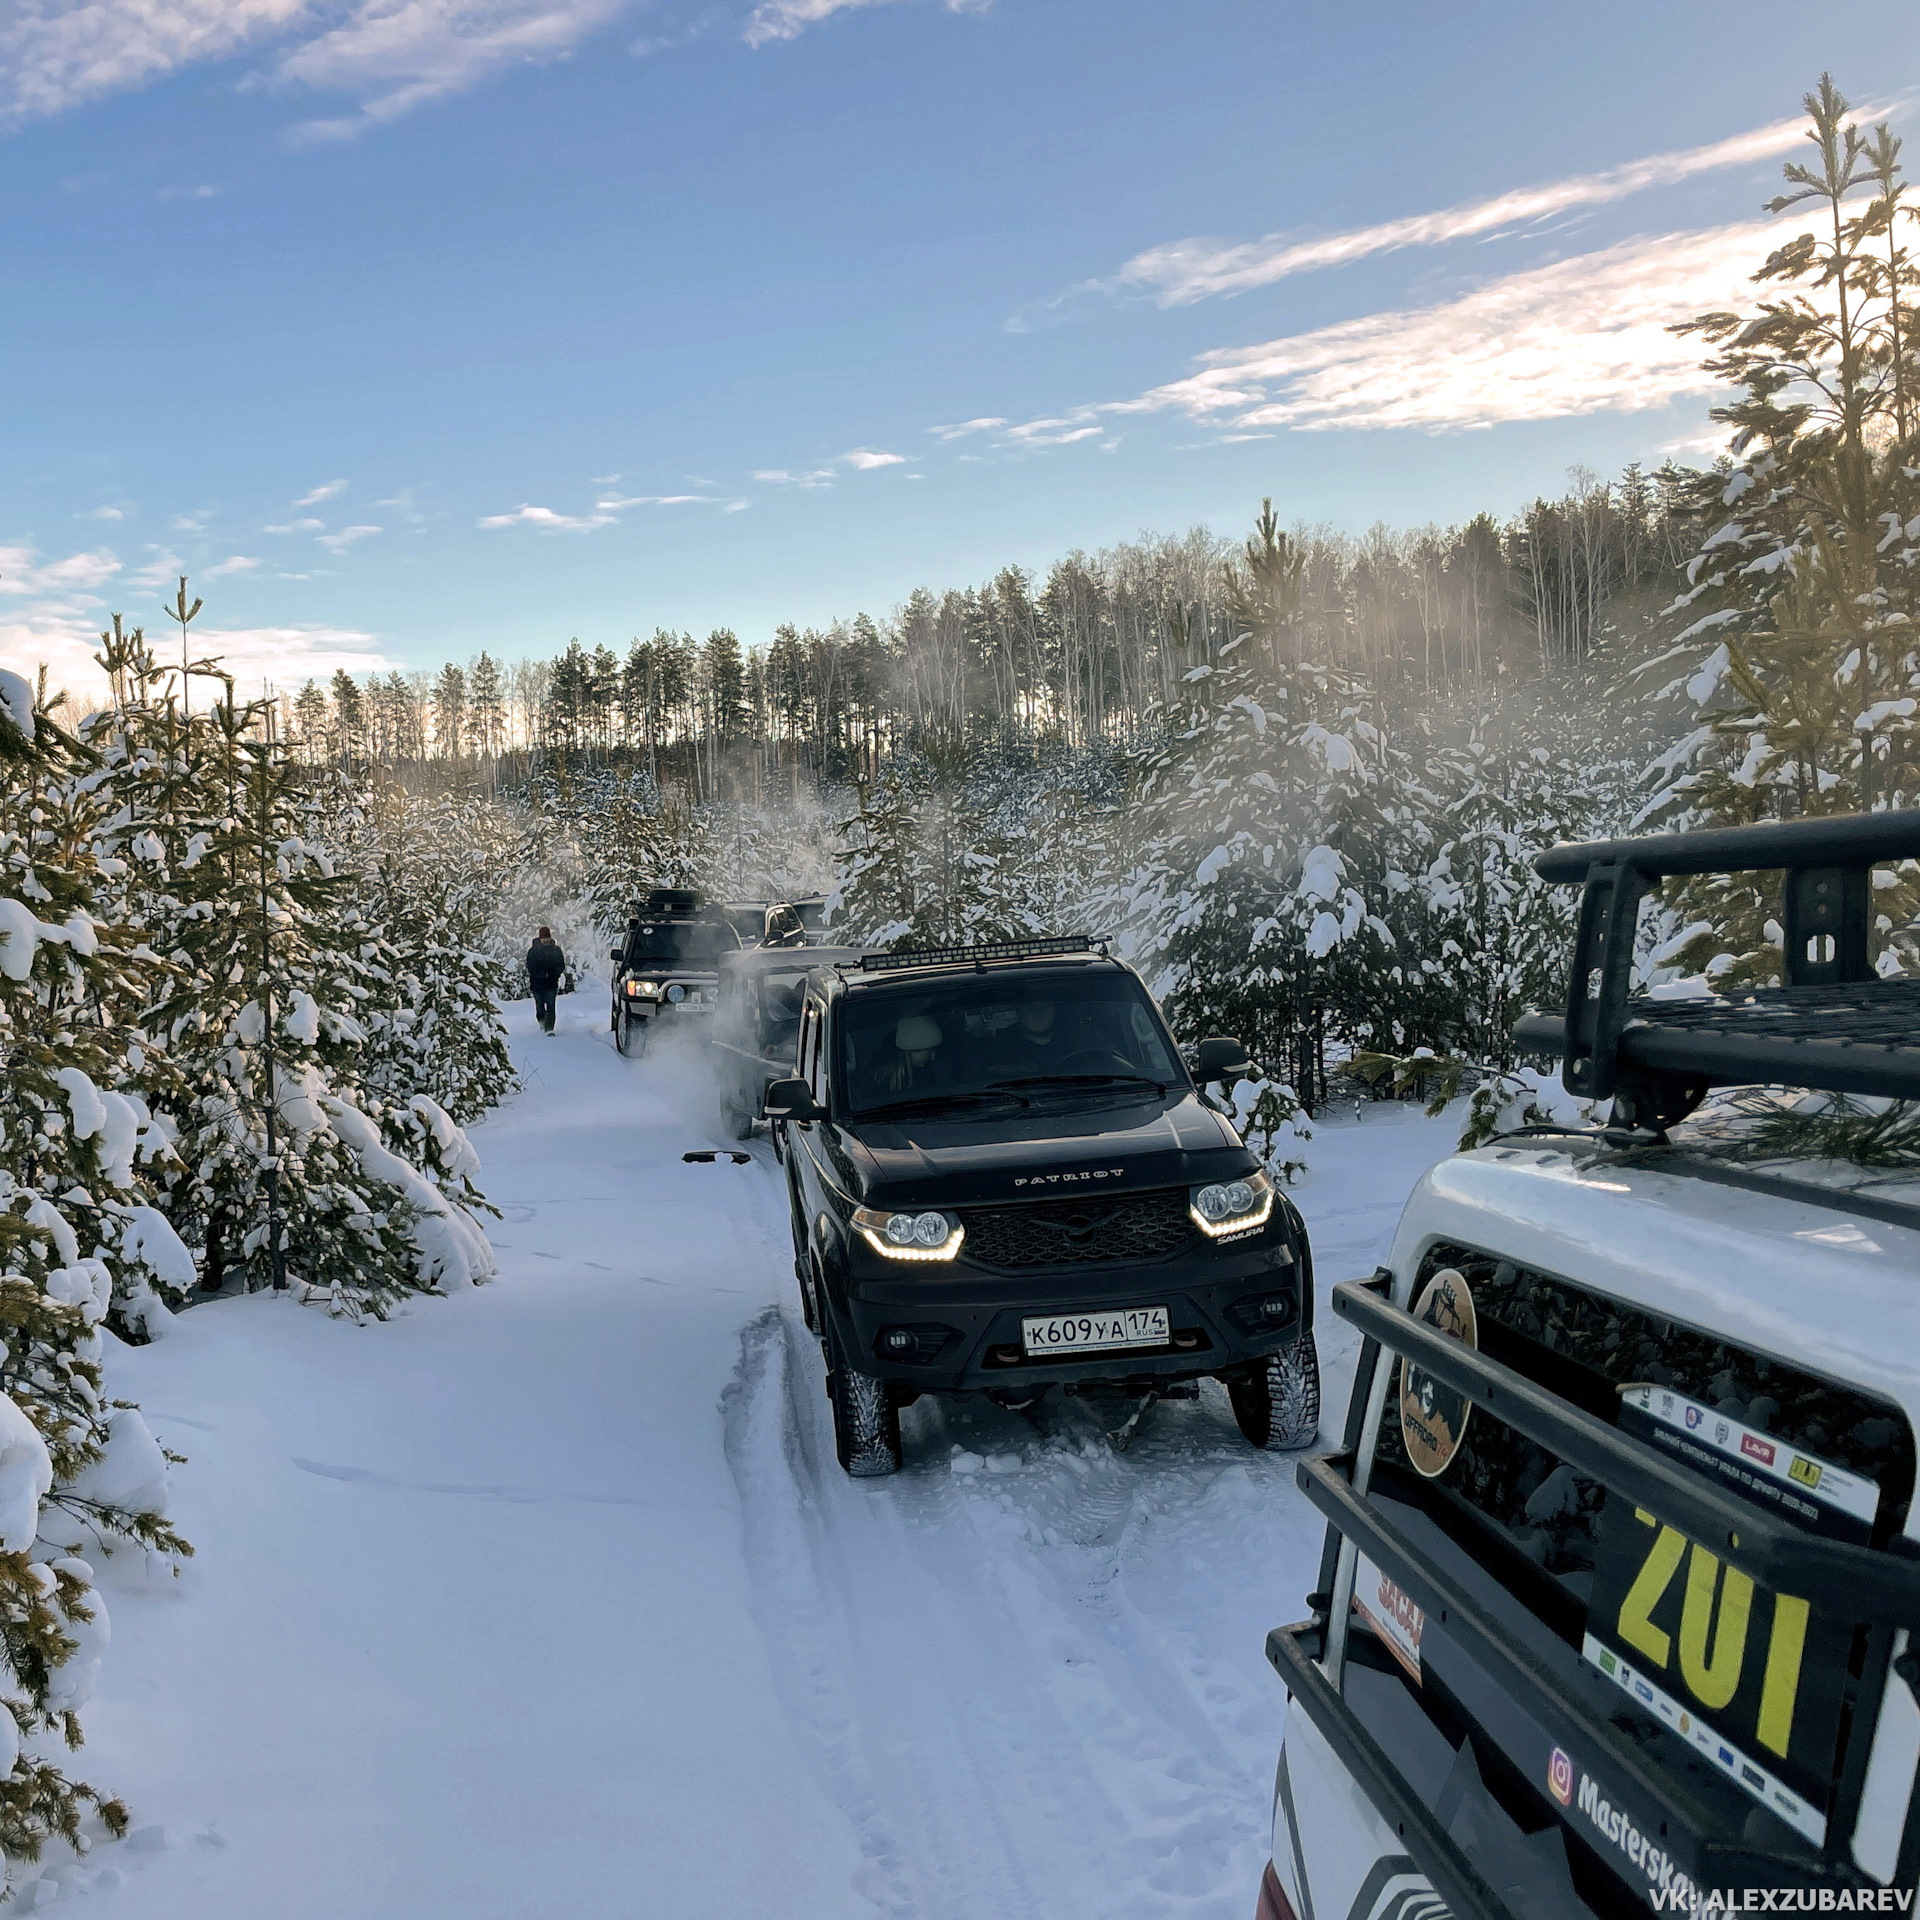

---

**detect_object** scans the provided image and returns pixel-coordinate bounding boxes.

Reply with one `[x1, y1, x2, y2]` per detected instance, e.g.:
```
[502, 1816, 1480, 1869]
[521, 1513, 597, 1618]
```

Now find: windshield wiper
[986, 1074, 1168, 1094]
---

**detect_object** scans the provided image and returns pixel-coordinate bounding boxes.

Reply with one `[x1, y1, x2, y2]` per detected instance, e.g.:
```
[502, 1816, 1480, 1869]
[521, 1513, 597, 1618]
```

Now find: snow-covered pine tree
[0, 664, 194, 1871]
[82, 637, 492, 1316]
[307, 771, 517, 1129]
[1650, 77, 1920, 982]
[573, 770, 719, 939]
[1144, 504, 1401, 1108]
[1377, 729, 1590, 1064]
[828, 736, 1033, 950]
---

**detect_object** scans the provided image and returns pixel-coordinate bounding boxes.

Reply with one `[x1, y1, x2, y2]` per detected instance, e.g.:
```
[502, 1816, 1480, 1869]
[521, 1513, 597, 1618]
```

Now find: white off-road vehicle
[1258, 811, 1920, 1920]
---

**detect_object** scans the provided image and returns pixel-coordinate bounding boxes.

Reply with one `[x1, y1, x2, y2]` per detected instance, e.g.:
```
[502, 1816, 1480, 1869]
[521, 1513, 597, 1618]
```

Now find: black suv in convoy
[763, 936, 1319, 1475]
[711, 942, 866, 1139]
[608, 888, 741, 1056]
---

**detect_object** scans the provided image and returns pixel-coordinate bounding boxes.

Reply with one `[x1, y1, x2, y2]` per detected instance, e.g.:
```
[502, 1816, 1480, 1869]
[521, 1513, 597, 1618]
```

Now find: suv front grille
[958, 1187, 1193, 1268]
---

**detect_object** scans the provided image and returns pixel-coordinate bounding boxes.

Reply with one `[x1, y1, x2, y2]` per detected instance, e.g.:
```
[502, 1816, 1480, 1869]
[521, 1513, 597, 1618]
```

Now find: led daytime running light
[1190, 1171, 1275, 1238]
[853, 1207, 965, 1262]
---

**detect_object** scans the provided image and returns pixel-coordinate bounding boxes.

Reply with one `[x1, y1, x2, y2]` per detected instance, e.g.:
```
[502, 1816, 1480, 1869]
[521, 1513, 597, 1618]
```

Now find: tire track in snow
[722, 1299, 1328, 1918]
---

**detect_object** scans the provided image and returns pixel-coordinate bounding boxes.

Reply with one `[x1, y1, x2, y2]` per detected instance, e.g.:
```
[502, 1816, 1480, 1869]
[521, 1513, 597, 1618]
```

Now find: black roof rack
[856, 934, 1102, 975]
[1516, 809, 1920, 1124]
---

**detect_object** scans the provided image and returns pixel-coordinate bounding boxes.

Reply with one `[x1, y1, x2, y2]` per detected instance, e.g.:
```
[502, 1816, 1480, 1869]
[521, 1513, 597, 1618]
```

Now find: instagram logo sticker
[1547, 1748, 1574, 1806]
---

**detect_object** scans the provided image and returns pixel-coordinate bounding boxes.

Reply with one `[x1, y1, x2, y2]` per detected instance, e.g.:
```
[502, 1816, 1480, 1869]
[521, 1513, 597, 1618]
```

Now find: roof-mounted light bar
[857, 934, 1102, 974]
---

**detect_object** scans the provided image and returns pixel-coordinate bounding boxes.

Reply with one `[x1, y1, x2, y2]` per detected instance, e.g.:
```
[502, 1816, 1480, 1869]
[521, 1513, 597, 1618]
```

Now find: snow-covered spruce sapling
[1648, 78, 1920, 979]
[0, 669, 192, 1869]
[87, 676, 489, 1313]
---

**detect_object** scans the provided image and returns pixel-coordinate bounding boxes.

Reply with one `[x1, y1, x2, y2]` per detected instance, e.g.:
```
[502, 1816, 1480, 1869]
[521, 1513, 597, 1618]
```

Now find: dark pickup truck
[764, 935, 1319, 1475]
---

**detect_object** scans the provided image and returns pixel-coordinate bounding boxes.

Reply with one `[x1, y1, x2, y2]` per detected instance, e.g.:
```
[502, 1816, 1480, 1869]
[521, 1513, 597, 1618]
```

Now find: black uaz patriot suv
[763, 936, 1320, 1475]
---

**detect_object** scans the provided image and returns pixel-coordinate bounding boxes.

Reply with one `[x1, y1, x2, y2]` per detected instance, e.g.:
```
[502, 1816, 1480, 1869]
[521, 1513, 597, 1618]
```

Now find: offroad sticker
[1351, 1554, 1424, 1683]
[1397, 1267, 1476, 1479]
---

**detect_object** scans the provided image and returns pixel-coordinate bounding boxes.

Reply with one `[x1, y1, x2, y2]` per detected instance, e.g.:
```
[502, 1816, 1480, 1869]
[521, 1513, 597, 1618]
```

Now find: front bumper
[837, 1234, 1305, 1391]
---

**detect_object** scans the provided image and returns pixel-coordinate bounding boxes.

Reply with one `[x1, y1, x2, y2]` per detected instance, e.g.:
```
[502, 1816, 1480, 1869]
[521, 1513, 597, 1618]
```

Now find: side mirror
[1193, 1036, 1254, 1084]
[763, 1077, 824, 1123]
[610, 947, 624, 964]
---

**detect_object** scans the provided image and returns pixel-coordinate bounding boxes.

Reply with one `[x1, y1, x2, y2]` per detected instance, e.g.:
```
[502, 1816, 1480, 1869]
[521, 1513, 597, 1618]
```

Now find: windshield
[838, 971, 1185, 1118]
[625, 919, 738, 970]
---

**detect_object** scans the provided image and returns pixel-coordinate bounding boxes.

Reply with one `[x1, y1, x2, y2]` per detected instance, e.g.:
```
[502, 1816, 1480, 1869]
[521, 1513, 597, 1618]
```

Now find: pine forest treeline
[288, 466, 1710, 795]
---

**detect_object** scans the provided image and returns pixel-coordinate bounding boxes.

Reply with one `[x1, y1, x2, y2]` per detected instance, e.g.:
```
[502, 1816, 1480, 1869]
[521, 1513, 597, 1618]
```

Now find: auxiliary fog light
[852, 1206, 965, 1262]
[883, 1329, 915, 1354]
[666, 983, 686, 1003]
[1190, 1170, 1275, 1237]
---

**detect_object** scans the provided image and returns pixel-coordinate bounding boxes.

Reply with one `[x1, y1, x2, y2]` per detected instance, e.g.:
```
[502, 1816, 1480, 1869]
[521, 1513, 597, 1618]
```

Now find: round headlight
[1196, 1181, 1255, 1222]
[912, 1211, 949, 1248]
[884, 1213, 919, 1246]
[667, 983, 686, 1003]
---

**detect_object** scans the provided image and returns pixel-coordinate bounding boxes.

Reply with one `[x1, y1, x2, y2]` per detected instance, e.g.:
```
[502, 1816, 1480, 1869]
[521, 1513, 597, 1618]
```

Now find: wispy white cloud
[479, 503, 613, 531]
[841, 448, 905, 469]
[0, 0, 643, 137]
[77, 505, 125, 521]
[744, 0, 986, 49]
[263, 516, 327, 534]
[317, 523, 383, 552]
[927, 417, 1005, 441]
[481, 487, 746, 529]
[171, 512, 210, 533]
[995, 221, 1775, 442]
[1022, 111, 1839, 324]
[279, 0, 635, 143]
[0, 544, 122, 597]
[205, 554, 262, 577]
[295, 478, 349, 506]
[0, 0, 313, 126]
[752, 467, 836, 488]
[1003, 419, 1104, 448]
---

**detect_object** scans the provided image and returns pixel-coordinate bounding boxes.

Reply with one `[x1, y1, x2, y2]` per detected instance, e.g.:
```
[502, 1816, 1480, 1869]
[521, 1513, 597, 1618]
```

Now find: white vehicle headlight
[633, 980, 660, 998]
[853, 1206, 965, 1262]
[1190, 1171, 1274, 1237]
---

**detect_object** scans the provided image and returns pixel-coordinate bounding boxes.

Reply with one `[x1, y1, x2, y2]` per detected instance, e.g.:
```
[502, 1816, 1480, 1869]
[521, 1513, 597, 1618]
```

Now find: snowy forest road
[64, 995, 1456, 1920]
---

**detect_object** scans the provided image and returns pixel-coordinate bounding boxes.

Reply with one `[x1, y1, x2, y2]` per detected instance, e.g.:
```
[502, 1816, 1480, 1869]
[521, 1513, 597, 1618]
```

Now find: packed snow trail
[51, 996, 1456, 1917]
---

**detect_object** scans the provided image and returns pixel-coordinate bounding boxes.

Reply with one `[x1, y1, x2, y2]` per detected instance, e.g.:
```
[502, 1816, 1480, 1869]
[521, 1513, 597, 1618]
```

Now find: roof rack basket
[857, 934, 1100, 974]
[1514, 810, 1920, 1126]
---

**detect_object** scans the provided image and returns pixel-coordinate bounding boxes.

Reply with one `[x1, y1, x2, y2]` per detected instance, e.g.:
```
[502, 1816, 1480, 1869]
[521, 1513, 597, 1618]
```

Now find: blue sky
[0, 0, 1914, 693]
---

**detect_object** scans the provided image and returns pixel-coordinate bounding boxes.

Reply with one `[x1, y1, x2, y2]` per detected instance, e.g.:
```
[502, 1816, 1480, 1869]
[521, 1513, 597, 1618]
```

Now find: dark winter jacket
[526, 937, 566, 986]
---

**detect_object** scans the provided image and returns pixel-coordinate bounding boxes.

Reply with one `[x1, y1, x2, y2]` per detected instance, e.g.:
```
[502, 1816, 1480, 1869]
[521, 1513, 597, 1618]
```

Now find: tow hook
[1108, 1389, 1161, 1452]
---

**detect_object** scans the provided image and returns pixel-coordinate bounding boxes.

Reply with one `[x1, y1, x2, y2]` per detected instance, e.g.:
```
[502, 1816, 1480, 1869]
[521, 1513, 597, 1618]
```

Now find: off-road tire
[727, 1086, 756, 1140]
[1228, 1332, 1320, 1451]
[826, 1326, 903, 1477]
[616, 1006, 646, 1058]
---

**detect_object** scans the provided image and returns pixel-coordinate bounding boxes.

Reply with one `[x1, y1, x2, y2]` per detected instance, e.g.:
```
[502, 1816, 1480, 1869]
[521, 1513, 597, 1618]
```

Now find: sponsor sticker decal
[1351, 1555, 1426, 1682]
[1547, 1747, 1574, 1805]
[1397, 1267, 1477, 1479]
[1789, 1455, 1823, 1491]
[1740, 1432, 1777, 1467]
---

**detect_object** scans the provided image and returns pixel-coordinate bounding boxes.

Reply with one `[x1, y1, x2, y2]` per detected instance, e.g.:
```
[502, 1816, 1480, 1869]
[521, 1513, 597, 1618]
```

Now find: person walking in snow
[526, 926, 565, 1035]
